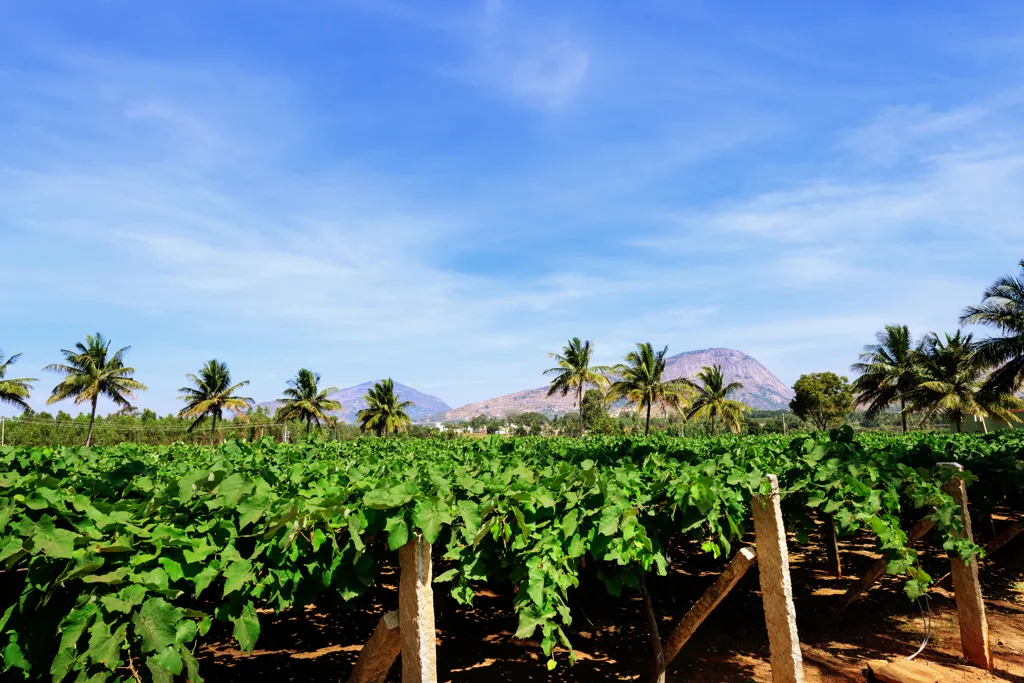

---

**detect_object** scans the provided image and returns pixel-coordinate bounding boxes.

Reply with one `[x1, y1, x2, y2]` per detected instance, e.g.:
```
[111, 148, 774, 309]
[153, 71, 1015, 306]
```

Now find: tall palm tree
[686, 364, 748, 434]
[606, 342, 691, 436]
[357, 378, 415, 436]
[960, 258, 1024, 395]
[544, 337, 611, 437]
[909, 332, 1022, 433]
[275, 369, 342, 435]
[0, 351, 37, 413]
[850, 324, 921, 433]
[44, 333, 147, 446]
[178, 360, 253, 444]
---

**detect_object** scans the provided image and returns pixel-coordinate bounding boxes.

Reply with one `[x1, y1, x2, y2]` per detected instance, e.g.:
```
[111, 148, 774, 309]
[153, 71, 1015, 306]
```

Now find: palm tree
[960, 259, 1024, 395]
[850, 324, 921, 433]
[44, 333, 147, 446]
[178, 360, 253, 444]
[0, 351, 37, 413]
[686, 364, 748, 434]
[909, 332, 1022, 433]
[544, 337, 612, 437]
[357, 378, 415, 436]
[275, 369, 342, 436]
[606, 342, 691, 436]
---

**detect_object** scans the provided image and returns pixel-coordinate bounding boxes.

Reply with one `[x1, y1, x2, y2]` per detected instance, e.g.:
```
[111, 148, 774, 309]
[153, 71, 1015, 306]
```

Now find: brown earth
[195, 517, 1024, 682]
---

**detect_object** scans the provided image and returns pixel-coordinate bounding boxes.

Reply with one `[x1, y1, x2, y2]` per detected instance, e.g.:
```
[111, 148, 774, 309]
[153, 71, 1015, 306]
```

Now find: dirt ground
[196, 517, 1024, 682]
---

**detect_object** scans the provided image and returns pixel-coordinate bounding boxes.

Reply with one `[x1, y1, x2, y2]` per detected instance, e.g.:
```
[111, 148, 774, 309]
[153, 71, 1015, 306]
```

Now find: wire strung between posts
[904, 593, 932, 661]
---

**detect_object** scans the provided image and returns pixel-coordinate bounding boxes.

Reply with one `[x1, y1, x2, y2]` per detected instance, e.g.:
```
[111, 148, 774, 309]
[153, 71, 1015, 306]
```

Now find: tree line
[3, 258, 1023, 444]
[0, 337, 414, 445]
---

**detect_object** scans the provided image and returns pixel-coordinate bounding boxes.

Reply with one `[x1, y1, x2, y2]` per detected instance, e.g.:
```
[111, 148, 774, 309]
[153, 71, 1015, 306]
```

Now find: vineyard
[2, 429, 1023, 682]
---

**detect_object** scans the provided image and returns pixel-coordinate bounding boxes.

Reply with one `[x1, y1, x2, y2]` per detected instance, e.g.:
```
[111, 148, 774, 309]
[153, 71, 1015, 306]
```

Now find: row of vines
[2, 428, 1023, 681]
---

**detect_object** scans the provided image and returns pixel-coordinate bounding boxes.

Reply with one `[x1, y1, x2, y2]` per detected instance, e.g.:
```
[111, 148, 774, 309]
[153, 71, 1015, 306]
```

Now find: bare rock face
[436, 348, 794, 421]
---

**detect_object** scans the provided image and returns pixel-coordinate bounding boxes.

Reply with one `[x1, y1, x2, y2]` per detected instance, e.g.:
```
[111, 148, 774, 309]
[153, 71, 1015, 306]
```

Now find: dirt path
[196, 521, 1024, 682]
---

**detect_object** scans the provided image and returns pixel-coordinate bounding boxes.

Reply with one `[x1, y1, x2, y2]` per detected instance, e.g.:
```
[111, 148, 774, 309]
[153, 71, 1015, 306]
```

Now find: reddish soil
[196, 517, 1024, 682]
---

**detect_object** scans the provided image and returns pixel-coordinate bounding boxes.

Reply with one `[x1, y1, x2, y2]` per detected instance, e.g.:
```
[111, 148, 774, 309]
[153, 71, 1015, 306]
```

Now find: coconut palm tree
[960, 258, 1024, 395]
[178, 360, 253, 444]
[275, 369, 342, 436]
[357, 379, 414, 436]
[909, 332, 1022, 433]
[0, 351, 37, 413]
[544, 337, 612, 437]
[686, 364, 748, 434]
[44, 333, 147, 446]
[606, 342, 691, 436]
[850, 324, 922, 433]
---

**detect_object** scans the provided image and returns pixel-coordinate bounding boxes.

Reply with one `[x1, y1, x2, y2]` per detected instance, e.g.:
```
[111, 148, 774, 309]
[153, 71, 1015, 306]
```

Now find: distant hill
[434, 348, 793, 421]
[261, 381, 451, 423]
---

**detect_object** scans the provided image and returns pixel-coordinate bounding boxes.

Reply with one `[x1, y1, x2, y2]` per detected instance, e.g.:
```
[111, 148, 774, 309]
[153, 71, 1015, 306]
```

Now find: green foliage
[686, 364, 748, 434]
[44, 333, 148, 446]
[851, 324, 921, 433]
[357, 378, 414, 436]
[1, 430, 1009, 678]
[606, 343, 691, 435]
[0, 352, 36, 413]
[545, 338, 612, 437]
[275, 369, 342, 435]
[790, 372, 855, 430]
[178, 360, 253, 444]
[960, 257, 1024, 395]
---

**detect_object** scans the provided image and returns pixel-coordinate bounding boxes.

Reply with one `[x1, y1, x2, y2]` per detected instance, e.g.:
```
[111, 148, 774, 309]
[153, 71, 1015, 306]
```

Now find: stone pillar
[348, 611, 401, 683]
[399, 534, 438, 683]
[752, 475, 804, 683]
[942, 464, 992, 670]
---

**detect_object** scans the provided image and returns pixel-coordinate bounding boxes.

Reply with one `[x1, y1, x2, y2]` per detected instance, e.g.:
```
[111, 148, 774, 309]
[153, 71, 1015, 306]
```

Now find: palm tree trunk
[900, 396, 907, 434]
[710, 414, 716, 436]
[579, 386, 585, 438]
[306, 417, 311, 436]
[211, 412, 218, 445]
[645, 402, 652, 436]
[86, 395, 98, 447]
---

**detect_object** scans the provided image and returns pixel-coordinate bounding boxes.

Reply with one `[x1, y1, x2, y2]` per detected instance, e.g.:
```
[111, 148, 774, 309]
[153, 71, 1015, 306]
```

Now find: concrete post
[398, 535, 438, 683]
[941, 464, 992, 670]
[752, 475, 804, 683]
[348, 611, 401, 683]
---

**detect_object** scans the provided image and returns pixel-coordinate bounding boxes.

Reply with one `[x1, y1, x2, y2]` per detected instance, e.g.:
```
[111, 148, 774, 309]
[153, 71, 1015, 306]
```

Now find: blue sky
[3, 0, 1024, 416]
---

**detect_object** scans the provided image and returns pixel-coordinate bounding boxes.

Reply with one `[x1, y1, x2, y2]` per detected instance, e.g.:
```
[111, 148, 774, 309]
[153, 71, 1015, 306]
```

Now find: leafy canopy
[789, 371, 854, 430]
[178, 359, 253, 437]
[686, 364, 748, 434]
[0, 351, 37, 413]
[357, 378, 415, 436]
[960, 258, 1024, 394]
[606, 342, 691, 435]
[275, 369, 342, 434]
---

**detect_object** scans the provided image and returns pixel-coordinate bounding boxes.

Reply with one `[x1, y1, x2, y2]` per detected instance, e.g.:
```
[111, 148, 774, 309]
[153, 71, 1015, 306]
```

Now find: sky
[2, 0, 1024, 416]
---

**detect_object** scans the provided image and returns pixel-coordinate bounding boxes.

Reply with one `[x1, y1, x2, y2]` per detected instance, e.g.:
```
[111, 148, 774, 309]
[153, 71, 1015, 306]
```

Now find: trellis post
[940, 463, 992, 670]
[752, 474, 804, 683]
[398, 534, 438, 683]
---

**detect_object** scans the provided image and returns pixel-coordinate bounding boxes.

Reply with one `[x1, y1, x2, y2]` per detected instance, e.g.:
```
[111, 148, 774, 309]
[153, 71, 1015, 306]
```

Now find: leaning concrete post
[399, 534, 438, 683]
[940, 463, 993, 670]
[348, 611, 401, 683]
[663, 546, 757, 666]
[752, 475, 804, 683]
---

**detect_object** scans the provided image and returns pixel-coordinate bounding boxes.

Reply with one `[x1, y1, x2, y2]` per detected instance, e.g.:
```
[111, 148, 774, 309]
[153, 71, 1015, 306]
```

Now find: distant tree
[0, 351, 36, 413]
[789, 372, 854, 431]
[606, 342, 692, 436]
[178, 359, 253, 444]
[686, 364, 748, 434]
[910, 332, 1023, 433]
[357, 378, 415, 436]
[850, 324, 921, 433]
[581, 388, 614, 434]
[960, 258, 1024, 395]
[275, 369, 342, 436]
[545, 337, 611, 437]
[507, 411, 550, 435]
[45, 333, 147, 446]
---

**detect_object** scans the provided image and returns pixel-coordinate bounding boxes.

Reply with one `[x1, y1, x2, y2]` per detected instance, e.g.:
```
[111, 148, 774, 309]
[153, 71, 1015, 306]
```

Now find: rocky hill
[261, 381, 451, 423]
[435, 348, 792, 421]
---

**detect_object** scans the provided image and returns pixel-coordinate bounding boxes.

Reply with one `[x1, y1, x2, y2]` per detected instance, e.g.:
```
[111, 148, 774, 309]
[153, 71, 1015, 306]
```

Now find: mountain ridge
[433, 347, 793, 422]
[260, 381, 451, 424]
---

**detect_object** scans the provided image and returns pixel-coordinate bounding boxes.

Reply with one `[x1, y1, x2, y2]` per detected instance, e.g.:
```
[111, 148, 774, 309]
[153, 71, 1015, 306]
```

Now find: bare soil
[196, 516, 1024, 682]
